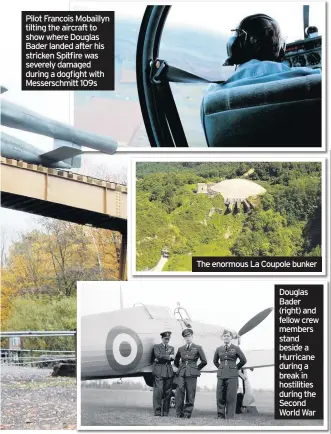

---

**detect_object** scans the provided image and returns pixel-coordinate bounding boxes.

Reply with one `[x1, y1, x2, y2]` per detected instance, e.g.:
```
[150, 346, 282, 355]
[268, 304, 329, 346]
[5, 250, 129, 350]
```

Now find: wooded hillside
[136, 162, 322, 271]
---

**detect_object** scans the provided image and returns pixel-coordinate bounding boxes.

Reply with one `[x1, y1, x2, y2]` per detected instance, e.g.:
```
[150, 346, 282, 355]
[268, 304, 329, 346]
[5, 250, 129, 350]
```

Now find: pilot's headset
[224, 14, 286, 66]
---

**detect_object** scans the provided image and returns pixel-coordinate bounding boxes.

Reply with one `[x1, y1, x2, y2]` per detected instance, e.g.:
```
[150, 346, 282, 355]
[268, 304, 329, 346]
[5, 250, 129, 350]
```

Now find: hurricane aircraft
[80, 302, 274, 413]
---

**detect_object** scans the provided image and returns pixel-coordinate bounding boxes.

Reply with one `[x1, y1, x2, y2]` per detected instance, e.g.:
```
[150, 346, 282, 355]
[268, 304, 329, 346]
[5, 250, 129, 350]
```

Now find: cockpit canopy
[133, 303, 174, 320]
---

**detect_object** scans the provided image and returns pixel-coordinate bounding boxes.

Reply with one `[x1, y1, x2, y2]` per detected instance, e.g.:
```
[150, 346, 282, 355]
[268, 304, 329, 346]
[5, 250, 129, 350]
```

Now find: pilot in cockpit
[208, 14, 320, 92]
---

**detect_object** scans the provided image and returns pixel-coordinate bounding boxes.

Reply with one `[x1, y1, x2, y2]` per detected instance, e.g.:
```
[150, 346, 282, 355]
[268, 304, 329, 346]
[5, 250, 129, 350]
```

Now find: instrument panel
[283, 36, 322, 69]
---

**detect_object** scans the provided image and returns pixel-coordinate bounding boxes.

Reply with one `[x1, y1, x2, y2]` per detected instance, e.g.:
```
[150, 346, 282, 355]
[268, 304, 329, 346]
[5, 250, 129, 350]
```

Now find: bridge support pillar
[119, 232, 127, 280]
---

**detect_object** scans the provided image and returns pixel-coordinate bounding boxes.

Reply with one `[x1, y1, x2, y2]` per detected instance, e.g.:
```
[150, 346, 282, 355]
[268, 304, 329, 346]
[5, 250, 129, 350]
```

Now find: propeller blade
[238, 307, 273, 337]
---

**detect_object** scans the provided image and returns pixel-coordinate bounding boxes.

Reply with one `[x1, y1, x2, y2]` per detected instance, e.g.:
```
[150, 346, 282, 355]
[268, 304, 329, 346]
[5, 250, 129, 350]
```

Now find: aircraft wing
[40, 146, 83, 163]
[242, 349, 274, 369]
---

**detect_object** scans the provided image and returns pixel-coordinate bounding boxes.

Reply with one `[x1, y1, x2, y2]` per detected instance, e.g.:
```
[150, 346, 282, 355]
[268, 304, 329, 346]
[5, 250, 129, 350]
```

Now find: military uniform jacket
[174, 344, 207, 377]
[213, 344, 247, 379]
[152, 344, 174, 378]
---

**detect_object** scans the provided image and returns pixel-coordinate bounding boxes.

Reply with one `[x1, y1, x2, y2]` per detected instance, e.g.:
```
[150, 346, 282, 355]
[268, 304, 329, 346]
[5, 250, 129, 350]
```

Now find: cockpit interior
[136, 4, 322, 148]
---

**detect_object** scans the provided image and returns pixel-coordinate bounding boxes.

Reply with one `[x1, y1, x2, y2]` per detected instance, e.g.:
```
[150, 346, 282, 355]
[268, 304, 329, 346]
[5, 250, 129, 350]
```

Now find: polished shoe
[217, 413, 225, 419]
[184, 415, 191, 419]
[176, 414, 184, 418]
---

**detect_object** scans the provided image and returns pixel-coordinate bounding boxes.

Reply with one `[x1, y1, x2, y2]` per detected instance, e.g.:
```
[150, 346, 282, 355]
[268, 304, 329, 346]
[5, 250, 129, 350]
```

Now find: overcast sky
[79, 280, 275, 388]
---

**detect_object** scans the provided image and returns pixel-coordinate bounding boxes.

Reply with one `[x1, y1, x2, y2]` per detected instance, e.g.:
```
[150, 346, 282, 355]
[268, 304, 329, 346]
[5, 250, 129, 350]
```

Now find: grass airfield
[81, 388, 323, 427]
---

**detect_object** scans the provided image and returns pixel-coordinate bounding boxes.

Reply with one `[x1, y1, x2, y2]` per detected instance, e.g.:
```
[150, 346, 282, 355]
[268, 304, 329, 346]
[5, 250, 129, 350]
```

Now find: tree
[80, 161, 128, 185]
[3, 297, 76, 350]
[231, 210, 302, 256]
[1, 219, 121, 322]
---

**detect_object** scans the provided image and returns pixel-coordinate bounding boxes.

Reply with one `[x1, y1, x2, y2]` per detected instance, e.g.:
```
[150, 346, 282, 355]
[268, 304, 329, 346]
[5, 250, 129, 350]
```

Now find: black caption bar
[192, 257, 322, 272]
[274, 285, 323, 419]
[22, 11, 114, 90]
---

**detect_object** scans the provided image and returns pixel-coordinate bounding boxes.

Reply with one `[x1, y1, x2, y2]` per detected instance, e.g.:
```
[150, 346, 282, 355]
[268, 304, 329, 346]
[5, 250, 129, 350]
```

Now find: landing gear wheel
[235, 392, 244, 414]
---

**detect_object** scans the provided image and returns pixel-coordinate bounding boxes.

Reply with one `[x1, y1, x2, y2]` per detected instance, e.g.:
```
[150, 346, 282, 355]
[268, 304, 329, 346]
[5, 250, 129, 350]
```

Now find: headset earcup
[226, 35, 238, 65]
[227, 34, 245, 65]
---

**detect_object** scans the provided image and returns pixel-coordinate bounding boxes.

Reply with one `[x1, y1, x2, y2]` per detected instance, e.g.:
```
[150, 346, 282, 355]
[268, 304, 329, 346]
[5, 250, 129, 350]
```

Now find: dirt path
[152, 256, 168, 272]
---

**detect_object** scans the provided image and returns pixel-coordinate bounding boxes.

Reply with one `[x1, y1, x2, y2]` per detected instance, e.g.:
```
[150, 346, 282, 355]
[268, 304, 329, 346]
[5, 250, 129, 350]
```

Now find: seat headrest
[203, 74, 321, 115]
[201, 74, 322, 147]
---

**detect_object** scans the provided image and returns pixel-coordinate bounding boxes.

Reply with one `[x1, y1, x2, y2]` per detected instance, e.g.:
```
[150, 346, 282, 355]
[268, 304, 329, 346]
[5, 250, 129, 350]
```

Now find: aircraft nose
[105, 326, 144, 374]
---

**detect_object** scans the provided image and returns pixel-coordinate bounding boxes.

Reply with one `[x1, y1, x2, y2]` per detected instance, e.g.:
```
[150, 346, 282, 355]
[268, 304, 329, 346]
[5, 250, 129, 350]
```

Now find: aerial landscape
[74, 17, 228, 147]
[135, 162, 322, 272]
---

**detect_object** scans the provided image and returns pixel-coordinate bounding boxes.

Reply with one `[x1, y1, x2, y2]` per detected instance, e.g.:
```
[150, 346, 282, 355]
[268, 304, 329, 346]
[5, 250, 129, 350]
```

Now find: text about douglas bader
[274, 285, 323, 419]
[22, 12, 115, 90]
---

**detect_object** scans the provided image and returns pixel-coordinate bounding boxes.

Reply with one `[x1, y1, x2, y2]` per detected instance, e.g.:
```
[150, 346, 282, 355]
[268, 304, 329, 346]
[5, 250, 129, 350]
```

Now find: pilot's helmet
[161, 331, 172, 338]
[182, 328, 193, 337]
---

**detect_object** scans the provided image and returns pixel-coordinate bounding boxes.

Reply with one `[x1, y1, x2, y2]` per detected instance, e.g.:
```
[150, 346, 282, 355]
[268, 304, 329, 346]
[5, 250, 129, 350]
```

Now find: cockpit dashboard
[283, 34, 321, 69]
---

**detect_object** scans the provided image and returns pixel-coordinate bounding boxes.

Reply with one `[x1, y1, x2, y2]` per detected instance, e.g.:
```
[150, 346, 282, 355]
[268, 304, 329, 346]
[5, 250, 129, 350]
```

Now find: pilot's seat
[200, 74, 321, 146]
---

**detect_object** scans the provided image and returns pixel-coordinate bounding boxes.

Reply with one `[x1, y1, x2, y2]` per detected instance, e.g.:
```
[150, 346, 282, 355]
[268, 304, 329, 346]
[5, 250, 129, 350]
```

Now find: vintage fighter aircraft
[81, 303, 274, 413]
[0, 86, 118, 168]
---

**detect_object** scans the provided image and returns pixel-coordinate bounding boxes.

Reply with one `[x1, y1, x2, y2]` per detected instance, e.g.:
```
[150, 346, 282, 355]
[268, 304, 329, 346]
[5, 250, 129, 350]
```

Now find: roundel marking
[106, 326, 143, 373]
[119, 341, 131, 358]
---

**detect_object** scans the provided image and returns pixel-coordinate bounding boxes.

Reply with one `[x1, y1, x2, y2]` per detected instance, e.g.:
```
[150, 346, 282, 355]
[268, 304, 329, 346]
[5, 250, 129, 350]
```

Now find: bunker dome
[210, 179, 266, 200]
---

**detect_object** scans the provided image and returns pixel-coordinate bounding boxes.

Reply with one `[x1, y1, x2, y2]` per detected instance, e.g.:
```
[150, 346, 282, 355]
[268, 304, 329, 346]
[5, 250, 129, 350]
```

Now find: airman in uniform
[152, 331, 175, 416]
[174, 328, 207, 418]
[213, 330, 247, 419]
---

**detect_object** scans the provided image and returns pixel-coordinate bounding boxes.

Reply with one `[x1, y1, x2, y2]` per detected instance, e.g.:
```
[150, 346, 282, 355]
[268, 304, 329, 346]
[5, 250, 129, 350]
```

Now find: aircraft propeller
[237, 307, 273, 338]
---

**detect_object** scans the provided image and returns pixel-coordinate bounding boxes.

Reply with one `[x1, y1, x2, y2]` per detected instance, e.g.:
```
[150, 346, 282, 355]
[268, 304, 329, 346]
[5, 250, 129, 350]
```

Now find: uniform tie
[225, 344, 228, 352]
[186, 344, 190, 351]
[165, 345, 168, 351]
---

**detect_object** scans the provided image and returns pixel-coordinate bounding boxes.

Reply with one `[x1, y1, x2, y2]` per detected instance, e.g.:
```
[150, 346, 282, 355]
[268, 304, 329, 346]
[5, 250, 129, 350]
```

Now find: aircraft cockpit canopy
[133, 303, 173, 320]
[174, 305, 192, 328]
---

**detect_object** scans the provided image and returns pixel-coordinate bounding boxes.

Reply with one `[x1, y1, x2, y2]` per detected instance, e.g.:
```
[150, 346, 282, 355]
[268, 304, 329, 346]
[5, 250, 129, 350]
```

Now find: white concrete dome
[210, 179, 266, 200]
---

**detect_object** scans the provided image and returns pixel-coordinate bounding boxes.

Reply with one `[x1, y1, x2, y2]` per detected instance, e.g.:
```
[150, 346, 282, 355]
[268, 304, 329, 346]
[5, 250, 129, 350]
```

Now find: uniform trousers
[175, 374, 197, 417]
[153, 376, 173, 415]
[216, 377, 238, 418]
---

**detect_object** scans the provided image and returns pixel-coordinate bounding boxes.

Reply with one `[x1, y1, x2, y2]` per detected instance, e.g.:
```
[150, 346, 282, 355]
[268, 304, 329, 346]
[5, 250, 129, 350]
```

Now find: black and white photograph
[77, 281, 327, 429]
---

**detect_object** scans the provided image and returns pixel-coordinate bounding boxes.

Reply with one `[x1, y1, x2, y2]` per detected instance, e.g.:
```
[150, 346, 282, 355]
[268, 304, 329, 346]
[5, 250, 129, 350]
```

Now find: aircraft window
[73, 3, 147, 147]
[174, 306, 192, 323]
[134, 304, 174, 320]
[158, 3, 324, 146]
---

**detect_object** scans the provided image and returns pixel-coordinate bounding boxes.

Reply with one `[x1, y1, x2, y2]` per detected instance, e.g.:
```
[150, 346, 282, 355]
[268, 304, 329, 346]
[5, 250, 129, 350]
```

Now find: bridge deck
[0, 157, 127, 234]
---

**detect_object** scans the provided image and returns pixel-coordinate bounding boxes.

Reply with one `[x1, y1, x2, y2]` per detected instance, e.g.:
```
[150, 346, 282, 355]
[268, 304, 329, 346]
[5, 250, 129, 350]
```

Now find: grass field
[80, 389, 323, 427]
